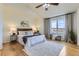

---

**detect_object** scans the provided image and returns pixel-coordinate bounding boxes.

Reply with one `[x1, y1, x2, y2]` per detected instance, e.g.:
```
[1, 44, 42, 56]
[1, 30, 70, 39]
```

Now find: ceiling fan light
[45, 8, 48, 11]
[43, 3, 50, 8]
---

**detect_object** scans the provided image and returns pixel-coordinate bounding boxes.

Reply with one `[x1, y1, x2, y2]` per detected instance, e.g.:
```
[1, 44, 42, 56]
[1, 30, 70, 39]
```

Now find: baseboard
[3, 40, 10, 44]
[0, 46, 3, 50]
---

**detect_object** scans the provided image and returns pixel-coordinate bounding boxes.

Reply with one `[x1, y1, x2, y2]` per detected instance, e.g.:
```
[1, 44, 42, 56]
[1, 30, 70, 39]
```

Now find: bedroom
[0, 3, 79, 56]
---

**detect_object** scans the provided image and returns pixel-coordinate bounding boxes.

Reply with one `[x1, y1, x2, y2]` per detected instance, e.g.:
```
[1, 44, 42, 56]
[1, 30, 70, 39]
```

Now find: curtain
[65, 13, 73, 42]
[44, 19, 50, 39]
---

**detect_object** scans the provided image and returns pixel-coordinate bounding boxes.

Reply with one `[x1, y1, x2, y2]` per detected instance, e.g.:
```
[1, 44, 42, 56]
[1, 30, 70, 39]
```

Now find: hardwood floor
[0, 41, 27, 56]
[59, 43, 79, 56]
[0, 41, 79, 56]
[48, 40, 79, 56]
[54, 41, 79, 56]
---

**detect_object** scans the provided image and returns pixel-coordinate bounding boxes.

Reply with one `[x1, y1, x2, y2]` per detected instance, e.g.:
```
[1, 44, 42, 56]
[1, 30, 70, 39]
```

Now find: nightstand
[10, 33, 17, 42]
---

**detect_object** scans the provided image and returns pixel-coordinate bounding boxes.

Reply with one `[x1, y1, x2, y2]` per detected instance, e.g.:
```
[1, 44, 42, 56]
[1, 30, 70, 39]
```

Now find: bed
[17, 28, 64, 56]
[17, 28, 33, 45]
[23, 35, 64, 56]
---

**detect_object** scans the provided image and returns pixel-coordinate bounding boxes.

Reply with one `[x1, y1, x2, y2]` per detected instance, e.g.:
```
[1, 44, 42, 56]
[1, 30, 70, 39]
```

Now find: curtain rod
[44, 12, 75, 20]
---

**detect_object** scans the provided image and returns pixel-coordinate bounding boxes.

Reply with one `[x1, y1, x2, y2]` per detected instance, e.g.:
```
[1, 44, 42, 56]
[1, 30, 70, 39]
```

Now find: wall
[73, 9, 79, 46]
[3, 4, 44, 43]
[0, 4, 3, 49]
[77, 9, 79, 45]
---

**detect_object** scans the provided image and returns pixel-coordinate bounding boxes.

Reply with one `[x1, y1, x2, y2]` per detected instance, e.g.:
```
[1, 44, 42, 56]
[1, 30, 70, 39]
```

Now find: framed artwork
[20, 20, 29, 27]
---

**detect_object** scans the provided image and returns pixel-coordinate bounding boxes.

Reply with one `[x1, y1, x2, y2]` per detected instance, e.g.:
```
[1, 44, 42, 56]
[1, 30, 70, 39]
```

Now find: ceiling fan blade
[35, 3, 44, 8]
[50, 3, 59, 6]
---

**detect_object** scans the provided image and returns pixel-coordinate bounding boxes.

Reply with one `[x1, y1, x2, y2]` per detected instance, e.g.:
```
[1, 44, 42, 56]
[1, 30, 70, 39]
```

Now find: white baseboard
[0, 45, 3, 50]
[3, 40, 10, 44]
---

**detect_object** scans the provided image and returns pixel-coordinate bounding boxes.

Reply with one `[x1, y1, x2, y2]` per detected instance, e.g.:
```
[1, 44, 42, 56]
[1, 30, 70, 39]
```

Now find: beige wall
[77, 9, 79, 45]
[0, 4, 3, 49]
[73, 9, 79, 46]
[3, 4, 44, 43]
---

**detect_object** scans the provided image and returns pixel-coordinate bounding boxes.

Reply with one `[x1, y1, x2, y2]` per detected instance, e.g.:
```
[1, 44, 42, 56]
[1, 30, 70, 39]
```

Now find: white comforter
[17, 35, 25, 45]
[24, 41, 64, 56]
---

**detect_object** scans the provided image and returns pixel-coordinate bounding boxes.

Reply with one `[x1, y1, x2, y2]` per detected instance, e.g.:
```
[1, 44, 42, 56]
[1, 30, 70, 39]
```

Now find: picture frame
[20, 20, 29, 27]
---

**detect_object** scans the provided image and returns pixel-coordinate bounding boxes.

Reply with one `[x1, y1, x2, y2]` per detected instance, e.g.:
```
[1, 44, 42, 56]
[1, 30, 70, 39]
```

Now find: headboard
[17, 28, 32, 35]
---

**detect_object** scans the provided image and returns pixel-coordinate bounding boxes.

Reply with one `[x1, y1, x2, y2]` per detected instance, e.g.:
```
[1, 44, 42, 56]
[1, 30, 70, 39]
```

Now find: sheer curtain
[65, 13, 74, 42]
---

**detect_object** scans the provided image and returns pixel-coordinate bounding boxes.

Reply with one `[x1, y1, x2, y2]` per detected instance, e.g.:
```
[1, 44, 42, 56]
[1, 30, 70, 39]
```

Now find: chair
[55, 36, 61, 41]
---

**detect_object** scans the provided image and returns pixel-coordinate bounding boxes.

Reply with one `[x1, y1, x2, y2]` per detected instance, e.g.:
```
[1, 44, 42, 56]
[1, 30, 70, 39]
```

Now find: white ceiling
[25, 3, 79, 18]
[3, 3, 79, 18]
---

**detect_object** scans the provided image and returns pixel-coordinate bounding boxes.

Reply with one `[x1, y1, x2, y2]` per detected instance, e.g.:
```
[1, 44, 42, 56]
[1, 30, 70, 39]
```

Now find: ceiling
[25, 3, 79, 18]
[3, 3, 79, 18]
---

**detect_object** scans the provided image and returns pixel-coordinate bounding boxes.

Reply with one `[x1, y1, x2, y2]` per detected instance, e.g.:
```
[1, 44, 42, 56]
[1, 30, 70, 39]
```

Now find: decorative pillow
[27, 35, 46, 47]
[26, 31, 33, 36]
[18, 31, 33, 36]
[19, 31, 25, 35]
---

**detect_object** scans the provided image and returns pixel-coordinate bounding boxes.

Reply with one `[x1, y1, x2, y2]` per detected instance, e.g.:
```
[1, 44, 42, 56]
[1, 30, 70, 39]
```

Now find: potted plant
[69, 30, 77, 44]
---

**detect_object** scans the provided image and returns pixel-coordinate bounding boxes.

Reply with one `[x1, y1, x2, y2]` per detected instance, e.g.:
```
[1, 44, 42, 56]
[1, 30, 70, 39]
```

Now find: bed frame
[17, 28, 32, 35]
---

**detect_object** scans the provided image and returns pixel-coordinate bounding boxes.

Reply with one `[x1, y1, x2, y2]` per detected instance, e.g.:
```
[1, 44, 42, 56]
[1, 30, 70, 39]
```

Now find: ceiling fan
[35, 3, 59, 11]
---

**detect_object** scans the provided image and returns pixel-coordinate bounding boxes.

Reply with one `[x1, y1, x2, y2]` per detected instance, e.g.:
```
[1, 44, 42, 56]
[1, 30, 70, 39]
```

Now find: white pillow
[26, 31, 33, 36]
[19, 31, 25, 35]
[27, 35, 46, 47]
[19, 31, 33, 36]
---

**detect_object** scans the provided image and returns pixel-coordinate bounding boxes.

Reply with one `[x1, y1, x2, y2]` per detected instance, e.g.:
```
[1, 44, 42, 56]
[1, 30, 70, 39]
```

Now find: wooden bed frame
[17, 28, 32, 35]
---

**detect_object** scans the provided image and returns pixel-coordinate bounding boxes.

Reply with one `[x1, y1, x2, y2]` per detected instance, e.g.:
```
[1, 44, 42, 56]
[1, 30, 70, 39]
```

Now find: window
[50, 15, 65, 39]
[58, 17, 65, 28]
[50, 16, 65, 29]
[51, 19, 57, 28]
